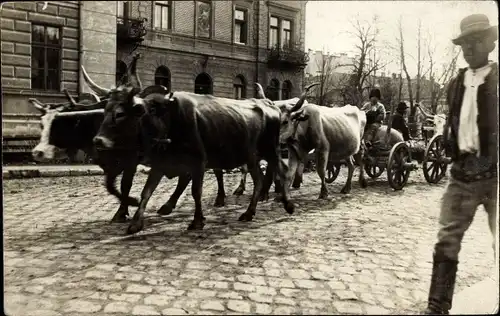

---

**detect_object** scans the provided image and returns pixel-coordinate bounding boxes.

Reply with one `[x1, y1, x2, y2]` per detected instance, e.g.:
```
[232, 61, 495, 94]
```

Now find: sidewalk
[450, 274, 499, 315]
[2, 164, 151, 179]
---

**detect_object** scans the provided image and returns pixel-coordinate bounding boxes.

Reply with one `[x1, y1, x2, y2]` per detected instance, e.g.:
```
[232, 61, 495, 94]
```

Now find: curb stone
[2, 165, 152, 180]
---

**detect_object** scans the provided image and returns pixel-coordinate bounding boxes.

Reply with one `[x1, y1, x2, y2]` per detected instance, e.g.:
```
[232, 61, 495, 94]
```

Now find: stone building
[1, 0, 308, 154]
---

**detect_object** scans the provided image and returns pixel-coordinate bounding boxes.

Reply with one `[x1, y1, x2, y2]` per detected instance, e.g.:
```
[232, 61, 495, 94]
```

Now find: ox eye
[115, 111, 126, 119]
[283, 120, 289, 125]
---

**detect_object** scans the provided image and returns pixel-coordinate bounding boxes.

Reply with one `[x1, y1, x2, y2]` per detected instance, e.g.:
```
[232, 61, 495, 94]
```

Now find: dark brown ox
[83, 66, 269, 218]
[91, 86, 310, 233]
[272, 88, 368, 198]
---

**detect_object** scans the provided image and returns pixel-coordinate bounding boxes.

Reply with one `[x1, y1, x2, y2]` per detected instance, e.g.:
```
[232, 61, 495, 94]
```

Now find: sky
[305, 0, 499, 77]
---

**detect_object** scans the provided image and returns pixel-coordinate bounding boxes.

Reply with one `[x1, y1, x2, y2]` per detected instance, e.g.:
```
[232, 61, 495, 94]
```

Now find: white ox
[279, 101, 368, 198]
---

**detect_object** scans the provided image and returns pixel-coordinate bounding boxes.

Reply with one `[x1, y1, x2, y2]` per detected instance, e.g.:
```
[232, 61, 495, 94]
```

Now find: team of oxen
[31, 54, 370, 234]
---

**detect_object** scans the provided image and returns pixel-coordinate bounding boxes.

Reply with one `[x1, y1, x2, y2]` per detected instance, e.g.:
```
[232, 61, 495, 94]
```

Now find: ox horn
[55, 109, 105, 117]
[29, 98, 47, 112]
[255, 83, 266, 99]
[290, 82, 320, 112]
[63, 89, 78, 107]
[81, 65, 111, 96]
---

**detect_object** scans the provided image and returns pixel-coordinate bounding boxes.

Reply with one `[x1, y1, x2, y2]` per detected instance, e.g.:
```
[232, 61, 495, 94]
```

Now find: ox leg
[213, 169, 226, 207]
[316, 150, 329, 199]
[292, 162, 305, 189]
[105, 171, 140, 207]
[127, 168, 163, 235]
[187, 169, 206, 230]
[276, 156, 295, 215]
[111, 165, 137, 223]
[354, 148, 367, 189]
[239, 159, 263, 222]
[341, 156, 355, 194]
[157, 174, 191, 215]
[233, 165, 247, 196]
[259, 164, 274, 202]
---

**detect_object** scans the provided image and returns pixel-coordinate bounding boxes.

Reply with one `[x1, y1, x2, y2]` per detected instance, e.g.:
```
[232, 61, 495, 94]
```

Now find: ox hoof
[238, 212, 254, 222]
[360, 179, 368, 189]
[157, 203, 175, 216]
[127, 219, 144, 235]
[258, 191, 269, 202]
[213, 195, 226, 207]
[292, 184, 301, 189]
[111, 212, 128, 223]
[340, 187, 351, 194]
[127, 197, 140, 207]
[187, 219, 205, 230]
[233, 187, 245, 196]
[285, 201, 295, 214]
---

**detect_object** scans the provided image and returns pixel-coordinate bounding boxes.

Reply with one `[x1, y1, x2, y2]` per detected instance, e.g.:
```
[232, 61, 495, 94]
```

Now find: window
[234, 9, 247, 44]
[195, 73, 213, 95]
[267, 79, 280, 101]
[269, 16, 279, 48]
[154, 66, 171, 90]
[269, 16, 293, 48]
[282, 80, 292, 100]
[282, 19, 291, 48]
[233, 75, 246, 99]
[154, 1, 171, 30]
[116, 60, 128, 86]
[31, 25, 61, 91]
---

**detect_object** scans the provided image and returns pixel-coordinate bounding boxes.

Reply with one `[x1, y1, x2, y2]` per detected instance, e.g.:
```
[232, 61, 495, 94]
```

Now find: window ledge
[234, 41, 247, 46]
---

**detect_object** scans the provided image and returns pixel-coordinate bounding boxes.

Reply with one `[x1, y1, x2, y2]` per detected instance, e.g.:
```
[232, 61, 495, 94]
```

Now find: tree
[313, 51, 337, 106]
[342, 15, 387, 107]
[396, 17, 415, 120]
[427, 44, 460, 114]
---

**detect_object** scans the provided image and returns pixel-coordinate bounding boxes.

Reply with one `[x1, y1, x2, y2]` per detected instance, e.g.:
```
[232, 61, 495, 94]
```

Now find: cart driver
[392, 101, 411, 141]
[361, 88, 386, 125]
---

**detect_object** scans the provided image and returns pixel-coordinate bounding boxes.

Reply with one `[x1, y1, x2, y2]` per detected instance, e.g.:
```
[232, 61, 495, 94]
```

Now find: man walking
[424, 14, 498, 315]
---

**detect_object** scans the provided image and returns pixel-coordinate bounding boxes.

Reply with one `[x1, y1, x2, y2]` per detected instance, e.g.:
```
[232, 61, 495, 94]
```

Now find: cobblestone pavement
[3, 168, 495, 315]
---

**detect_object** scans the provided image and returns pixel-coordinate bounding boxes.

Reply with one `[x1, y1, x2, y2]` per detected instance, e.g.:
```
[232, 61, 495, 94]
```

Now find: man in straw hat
[423, 13, 498, 315]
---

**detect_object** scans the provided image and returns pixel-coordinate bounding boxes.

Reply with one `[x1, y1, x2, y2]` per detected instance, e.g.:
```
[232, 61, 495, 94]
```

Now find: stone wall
[121, 0, 306, 98]
[1, 1, 79, 121]
[80, 1, 117, 93]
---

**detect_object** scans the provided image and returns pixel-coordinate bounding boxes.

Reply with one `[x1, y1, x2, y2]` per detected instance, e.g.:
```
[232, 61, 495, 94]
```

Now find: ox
[265, 85, 368, 198]
[90, 84, 315, 233]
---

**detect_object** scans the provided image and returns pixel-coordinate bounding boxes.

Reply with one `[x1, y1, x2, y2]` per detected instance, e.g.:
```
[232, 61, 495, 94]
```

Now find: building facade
[1, 0, 308, 153]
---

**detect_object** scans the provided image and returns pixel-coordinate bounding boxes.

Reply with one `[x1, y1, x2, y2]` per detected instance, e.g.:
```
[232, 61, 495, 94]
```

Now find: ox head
[91, 84, 170, 151]
[276, 83, 319, 144]
[31, 93, 107, 161]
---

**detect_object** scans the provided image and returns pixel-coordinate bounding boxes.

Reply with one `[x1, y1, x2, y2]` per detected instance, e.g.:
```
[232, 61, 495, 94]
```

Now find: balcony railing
[267, 43, 309, 70]
[117, 17, 148, 43]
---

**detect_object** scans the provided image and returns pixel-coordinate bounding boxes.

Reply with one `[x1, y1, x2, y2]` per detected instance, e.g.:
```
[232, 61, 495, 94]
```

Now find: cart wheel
[423, 134, 448, 184]
[387, 142, 411, 190]
[364, 163, 385, 179]
[325, 162, 341, 184]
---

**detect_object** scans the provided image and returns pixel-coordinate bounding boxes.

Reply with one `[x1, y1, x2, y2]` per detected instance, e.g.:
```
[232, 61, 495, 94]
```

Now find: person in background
[423, 13, 498, 315]
[361, 88, 386, 124]
[392, 101, 411, 141]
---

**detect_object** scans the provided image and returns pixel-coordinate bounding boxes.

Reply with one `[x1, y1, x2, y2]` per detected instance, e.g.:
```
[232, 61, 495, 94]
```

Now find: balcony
[267, 43, 309, 70]
[117, 17, 148, 44]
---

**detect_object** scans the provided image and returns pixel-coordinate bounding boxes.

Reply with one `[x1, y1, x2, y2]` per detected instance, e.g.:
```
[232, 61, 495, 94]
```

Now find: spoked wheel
[364, 163, 385, 179]
[387, 142, 411, 190]
[423, 134, 448, 184]
[325, 162, 341, 184]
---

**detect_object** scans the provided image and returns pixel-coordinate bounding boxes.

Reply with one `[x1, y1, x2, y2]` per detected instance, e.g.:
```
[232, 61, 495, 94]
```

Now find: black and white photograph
[1, 0, 498, 315]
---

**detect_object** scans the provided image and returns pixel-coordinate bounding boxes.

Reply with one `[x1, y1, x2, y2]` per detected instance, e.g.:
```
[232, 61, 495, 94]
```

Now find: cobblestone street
[3, 169, 495, 315]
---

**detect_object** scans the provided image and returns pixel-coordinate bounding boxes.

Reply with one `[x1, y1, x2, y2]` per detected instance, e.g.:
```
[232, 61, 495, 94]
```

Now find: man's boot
[423, 254, 458, 315]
